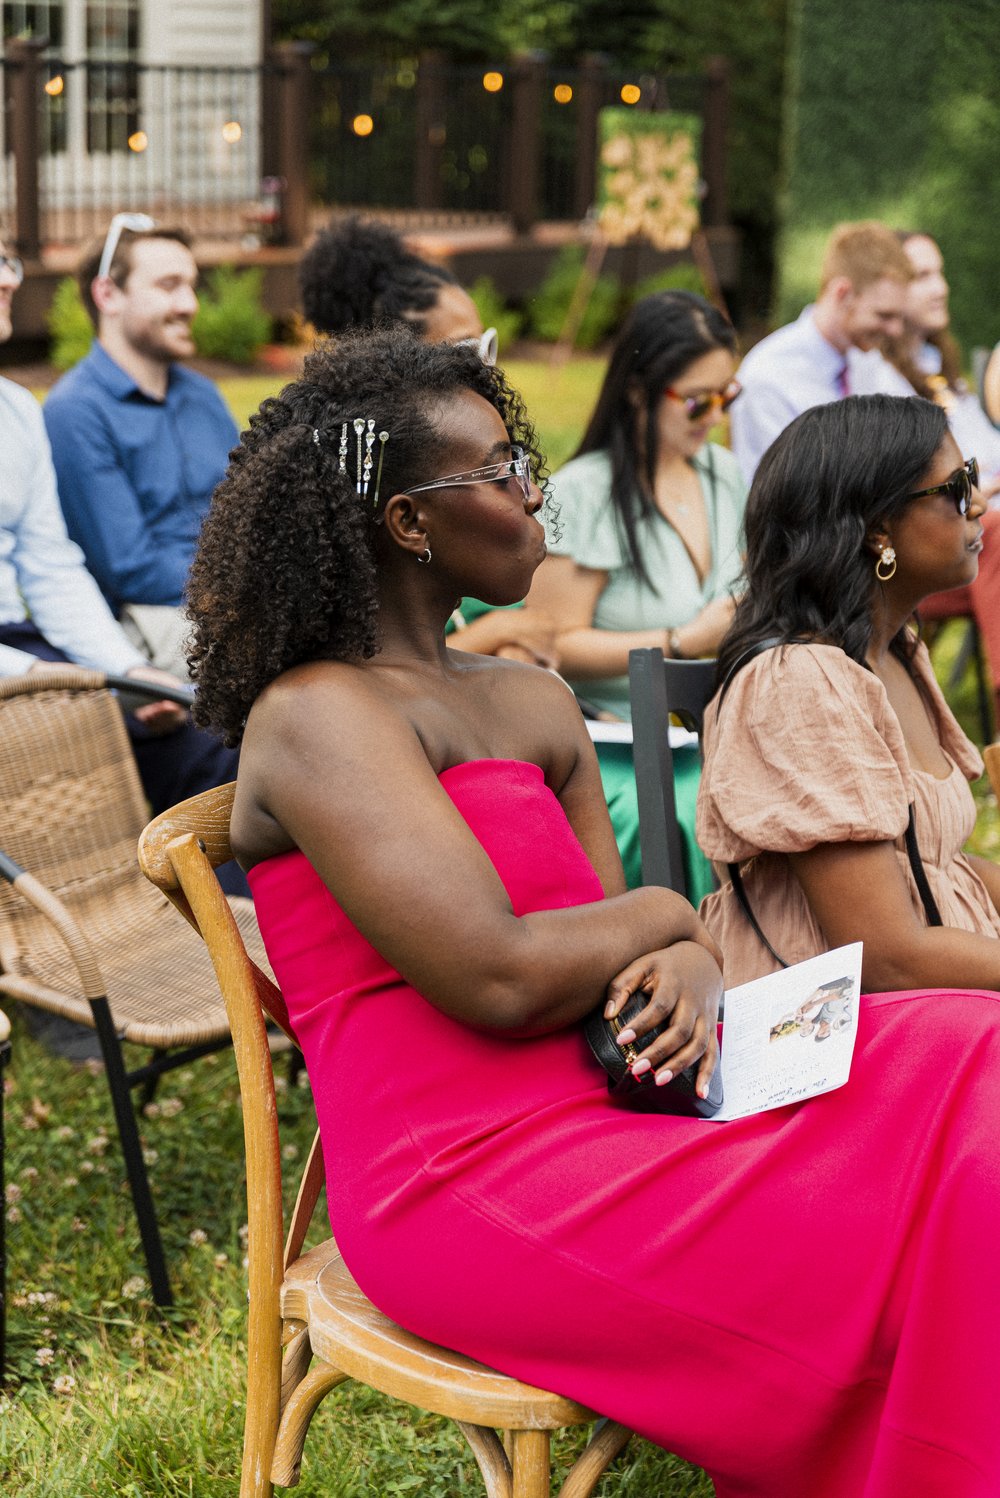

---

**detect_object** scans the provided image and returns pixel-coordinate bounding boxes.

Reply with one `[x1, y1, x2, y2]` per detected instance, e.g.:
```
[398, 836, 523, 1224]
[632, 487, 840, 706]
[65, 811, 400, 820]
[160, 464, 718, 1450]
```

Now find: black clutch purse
[584, 991, 724, 1118]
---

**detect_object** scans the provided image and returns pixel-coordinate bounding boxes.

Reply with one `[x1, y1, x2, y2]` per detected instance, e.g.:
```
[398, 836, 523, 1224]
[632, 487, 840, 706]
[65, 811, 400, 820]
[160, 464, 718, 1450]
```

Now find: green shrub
[467, 275, 522, 356]
[192, 265, 272, 366]
[525, 246, 622, 350]
[630, 262, 709, 304]
[46, 277, 93, 371]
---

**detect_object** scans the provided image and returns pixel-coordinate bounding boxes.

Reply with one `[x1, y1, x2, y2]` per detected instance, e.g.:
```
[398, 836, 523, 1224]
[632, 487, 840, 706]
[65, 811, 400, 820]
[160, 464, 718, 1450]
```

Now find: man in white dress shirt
[0, 243, 243, 934]
[731, 221, 913, 483]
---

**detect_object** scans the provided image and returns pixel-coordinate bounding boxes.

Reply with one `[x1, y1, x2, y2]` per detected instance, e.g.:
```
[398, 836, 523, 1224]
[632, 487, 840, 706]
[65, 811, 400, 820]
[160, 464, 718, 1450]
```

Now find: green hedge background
[777, 0, 1000, 354]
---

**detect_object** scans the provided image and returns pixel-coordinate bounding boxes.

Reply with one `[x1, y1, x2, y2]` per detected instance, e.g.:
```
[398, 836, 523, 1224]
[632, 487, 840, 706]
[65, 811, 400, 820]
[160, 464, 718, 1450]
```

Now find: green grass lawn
[3, 361, 997, 1495]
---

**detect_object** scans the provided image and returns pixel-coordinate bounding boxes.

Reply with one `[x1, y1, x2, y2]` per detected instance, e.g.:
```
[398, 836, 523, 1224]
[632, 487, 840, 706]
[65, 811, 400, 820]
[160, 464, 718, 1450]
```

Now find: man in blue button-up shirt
[43, 224, 238, 672]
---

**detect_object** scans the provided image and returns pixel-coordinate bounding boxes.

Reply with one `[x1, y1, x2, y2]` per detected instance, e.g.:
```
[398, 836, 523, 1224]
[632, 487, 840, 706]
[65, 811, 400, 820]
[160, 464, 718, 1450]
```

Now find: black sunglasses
[902, 456, 979, 516]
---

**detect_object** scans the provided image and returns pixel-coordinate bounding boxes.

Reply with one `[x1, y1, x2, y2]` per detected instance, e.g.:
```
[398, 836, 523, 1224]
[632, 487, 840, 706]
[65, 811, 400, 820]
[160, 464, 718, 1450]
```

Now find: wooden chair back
[137, 784, 311, 1490]
[628, 649, 718, 898]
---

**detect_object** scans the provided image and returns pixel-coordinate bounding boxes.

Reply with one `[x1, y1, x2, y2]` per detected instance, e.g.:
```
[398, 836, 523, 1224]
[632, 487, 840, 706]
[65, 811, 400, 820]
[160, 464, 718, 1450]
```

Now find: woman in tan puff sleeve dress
[697, 393, 1000, 989]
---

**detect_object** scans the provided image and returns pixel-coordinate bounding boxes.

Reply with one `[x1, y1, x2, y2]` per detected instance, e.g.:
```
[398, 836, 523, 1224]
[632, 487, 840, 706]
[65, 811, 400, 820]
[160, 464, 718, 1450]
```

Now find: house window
[3, 3, 67, 153]
[85, 0, 139, 152]
[2, 2, 64, 48]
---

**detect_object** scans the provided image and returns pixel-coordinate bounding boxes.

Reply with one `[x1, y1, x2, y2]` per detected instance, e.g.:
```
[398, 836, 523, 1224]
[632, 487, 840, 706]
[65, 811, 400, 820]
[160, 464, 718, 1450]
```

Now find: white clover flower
[6, 1206, 21, 1224]
[281, 1144, 298, 1161]
[62, 1176, 79, 1189]
[52, 1374, 76, 1396]
[159, 1097, 183, 1117]
[142, 1102, 160, 1120]
[71, 1217, 87, 1234]
[86, 1135, 109, 1155]
[213, 1252, 229, 1269]
[5, 1183, 22, 1204]
[141, 1149, 158, 1166]
[34, 1347, 55, 1367]
[122, 1276, 147, 1299]
[55, 1126, 75, 1142]
[20, 1165, 39, 1180]
[188, 1228, 208, 1247]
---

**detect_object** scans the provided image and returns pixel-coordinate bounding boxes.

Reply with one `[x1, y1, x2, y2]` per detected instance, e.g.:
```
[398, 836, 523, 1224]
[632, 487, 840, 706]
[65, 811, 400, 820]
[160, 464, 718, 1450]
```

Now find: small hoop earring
[417, 546, 432, 565]
[875, 546, 897, 582]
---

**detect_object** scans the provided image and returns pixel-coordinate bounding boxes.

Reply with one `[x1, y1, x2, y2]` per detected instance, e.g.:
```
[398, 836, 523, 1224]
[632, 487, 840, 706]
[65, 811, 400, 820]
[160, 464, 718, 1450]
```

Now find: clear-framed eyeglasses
[455, 326, 499, 367]
[400, 446, 532, 502]
[97, 212, 156, 281]
[0, 254, 24, 286]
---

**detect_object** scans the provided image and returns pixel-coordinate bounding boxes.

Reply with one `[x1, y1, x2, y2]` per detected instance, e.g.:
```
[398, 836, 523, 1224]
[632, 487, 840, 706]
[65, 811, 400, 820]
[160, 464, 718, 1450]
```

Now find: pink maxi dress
[248, 757, 1000, 1498]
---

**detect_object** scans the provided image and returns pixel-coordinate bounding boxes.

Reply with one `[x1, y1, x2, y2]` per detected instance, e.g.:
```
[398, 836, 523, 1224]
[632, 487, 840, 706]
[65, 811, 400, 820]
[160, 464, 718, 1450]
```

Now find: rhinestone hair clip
[315, 419, 390, 509]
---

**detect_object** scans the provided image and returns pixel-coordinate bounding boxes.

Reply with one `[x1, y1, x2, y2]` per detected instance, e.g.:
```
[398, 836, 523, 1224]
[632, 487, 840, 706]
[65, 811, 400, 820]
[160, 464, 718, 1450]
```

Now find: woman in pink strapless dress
[187, 333, 1000, 1498]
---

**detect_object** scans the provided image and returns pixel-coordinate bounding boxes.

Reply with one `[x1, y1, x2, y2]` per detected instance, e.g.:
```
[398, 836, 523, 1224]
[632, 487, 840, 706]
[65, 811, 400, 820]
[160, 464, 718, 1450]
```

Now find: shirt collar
[87, 340, 181, 404]
[798, 306, 849, 379]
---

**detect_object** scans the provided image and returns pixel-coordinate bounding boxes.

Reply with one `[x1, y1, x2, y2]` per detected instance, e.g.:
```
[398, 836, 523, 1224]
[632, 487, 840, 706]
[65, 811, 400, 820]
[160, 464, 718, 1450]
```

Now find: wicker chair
[138, 783, 634, 1498]
[0, 668, 270, 1306]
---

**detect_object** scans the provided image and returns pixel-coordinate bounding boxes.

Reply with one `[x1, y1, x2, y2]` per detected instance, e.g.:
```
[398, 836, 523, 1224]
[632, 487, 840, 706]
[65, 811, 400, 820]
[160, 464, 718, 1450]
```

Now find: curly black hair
[299, 217, 458, 336]
[187, 326, 545, 745]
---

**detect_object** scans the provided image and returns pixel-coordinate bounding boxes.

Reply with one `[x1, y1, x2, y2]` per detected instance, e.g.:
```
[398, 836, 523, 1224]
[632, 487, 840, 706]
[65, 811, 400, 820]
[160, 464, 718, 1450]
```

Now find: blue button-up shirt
[731, 306, 884, 483]
[43, 343, 238, 612]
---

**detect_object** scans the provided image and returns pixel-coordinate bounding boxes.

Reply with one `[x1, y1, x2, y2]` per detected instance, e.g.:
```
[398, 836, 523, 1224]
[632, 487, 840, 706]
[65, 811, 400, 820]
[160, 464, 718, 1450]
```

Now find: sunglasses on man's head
[902, 456, 979, 515]
[664, 379, 742, 423]
[97, 211, 156, 282]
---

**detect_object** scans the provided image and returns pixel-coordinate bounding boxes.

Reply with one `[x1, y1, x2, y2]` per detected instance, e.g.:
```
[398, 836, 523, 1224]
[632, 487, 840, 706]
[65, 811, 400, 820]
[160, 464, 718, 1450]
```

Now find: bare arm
[526, 554, 733, 679]
[791, 839, 1000, 992]
[965, 853, 1000, 919]
[239, 665, 720, 1036]
[446, 605, 558, 668]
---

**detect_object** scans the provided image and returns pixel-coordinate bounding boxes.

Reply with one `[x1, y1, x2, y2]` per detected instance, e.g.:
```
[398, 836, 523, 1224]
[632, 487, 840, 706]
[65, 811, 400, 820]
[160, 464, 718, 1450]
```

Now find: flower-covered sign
[597, 109, 701, 251]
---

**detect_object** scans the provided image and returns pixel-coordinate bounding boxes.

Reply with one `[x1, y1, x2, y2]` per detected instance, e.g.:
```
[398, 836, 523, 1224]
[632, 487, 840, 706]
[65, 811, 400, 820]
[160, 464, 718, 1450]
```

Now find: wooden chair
[983, 744, 1000, 805]
[0, 1005, 10, 1387]
[0, 668, 271, 1307]
[138, 783, 634, 1498]
[628, 649, 719, 898]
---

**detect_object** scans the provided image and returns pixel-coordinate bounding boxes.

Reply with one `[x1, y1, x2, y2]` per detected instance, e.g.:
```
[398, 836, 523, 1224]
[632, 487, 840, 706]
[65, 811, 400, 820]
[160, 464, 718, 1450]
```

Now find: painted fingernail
[616, 1028, 637, 1046]
[631, 1058, 652, 1077]
[654, 1069, 674, 1086]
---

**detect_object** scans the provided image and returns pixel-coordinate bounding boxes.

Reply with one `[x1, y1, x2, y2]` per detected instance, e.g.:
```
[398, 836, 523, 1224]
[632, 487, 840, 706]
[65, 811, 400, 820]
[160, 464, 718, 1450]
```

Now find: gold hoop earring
[875, 546, 897, 582]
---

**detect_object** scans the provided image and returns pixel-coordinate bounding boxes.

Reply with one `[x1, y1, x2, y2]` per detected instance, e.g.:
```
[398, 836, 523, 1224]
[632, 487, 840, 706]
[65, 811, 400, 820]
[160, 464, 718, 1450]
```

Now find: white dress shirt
[730, 306, 884, 484]
[0, 375, 145, 676]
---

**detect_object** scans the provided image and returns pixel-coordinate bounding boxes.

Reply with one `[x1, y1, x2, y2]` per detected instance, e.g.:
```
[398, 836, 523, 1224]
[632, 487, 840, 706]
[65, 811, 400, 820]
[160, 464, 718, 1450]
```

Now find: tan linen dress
[696, 640, 1000, 986]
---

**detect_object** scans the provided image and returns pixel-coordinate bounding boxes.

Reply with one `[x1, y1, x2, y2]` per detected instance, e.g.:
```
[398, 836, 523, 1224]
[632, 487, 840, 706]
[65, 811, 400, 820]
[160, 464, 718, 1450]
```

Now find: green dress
[546, 444, 747, 899]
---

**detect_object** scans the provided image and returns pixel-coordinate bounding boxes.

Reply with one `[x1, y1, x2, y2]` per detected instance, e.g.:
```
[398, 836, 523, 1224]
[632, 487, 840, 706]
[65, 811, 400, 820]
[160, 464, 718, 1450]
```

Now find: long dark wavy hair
[299, 216, 458, 336]
[574, 290, 737, 588]
[883, 231, 963, 400]
[717, 394, 949, 682]
[187, 327, 544, 745]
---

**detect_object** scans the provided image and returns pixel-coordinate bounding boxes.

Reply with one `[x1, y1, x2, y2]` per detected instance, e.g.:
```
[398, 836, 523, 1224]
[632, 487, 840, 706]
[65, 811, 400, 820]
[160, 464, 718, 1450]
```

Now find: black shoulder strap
[727, 859, 789, 968]
[904, 805, 943, 926]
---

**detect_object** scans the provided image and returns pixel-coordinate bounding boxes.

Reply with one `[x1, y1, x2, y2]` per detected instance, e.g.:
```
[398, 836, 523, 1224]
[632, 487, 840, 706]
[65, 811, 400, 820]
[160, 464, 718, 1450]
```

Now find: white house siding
[4, 1, 262, 233]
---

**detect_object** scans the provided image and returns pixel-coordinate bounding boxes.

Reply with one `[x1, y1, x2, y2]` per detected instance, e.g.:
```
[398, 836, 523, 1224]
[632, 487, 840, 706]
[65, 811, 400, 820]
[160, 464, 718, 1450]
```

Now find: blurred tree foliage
[272, 0, 789, 317]
[778, 0, 1000, 353]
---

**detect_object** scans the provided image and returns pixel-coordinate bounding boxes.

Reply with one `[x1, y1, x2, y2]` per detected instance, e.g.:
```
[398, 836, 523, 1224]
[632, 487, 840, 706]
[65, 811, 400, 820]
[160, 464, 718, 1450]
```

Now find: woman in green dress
[527, 291, 746, 895]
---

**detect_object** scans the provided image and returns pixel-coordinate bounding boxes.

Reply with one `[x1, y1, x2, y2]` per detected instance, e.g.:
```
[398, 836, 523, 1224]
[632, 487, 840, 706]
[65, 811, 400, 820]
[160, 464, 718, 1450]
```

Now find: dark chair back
[628, 649, 719, 898]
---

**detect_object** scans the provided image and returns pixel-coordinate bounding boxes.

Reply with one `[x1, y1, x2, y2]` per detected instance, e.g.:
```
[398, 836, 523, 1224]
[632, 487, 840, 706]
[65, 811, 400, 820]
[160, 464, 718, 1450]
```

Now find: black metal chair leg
[89, 997, 172, 1307]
